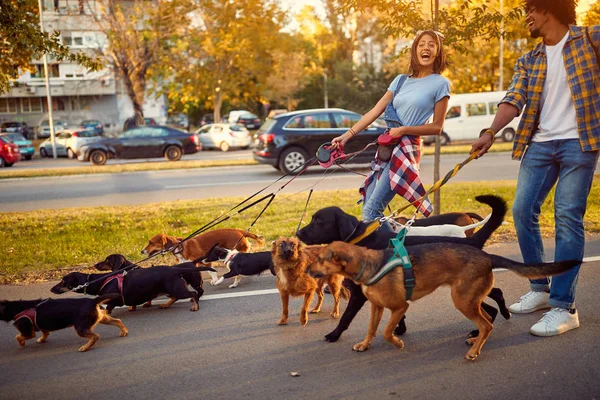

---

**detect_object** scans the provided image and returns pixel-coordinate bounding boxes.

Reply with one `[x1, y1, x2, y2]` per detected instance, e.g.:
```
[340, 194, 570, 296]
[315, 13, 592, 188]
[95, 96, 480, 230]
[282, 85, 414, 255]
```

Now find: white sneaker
[508, 291, 550, 314]
[530, 308, 580, 337]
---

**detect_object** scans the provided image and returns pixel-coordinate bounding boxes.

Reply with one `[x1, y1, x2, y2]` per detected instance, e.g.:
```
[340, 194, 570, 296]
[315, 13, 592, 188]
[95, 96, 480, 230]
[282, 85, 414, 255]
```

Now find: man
[471, 0, 599, 336]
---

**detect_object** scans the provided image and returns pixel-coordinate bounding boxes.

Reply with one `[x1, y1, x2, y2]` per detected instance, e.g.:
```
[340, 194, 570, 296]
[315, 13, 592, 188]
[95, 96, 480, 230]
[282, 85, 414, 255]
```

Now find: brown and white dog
[271, 237, 348, 326]
[141, 228, 265, 286]
[307, 241, 579, 360]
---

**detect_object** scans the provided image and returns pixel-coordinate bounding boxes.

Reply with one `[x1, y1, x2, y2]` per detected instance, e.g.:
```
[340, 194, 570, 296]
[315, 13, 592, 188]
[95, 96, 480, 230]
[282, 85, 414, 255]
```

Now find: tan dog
[141, 229, 265, 287]
[307, 241, 579, 360]
[271, 237, 348, 326]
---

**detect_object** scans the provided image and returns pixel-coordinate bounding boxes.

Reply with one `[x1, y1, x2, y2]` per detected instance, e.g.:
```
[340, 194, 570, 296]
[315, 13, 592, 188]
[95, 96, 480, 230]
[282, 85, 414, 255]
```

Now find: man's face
[526, 6, 546, 39]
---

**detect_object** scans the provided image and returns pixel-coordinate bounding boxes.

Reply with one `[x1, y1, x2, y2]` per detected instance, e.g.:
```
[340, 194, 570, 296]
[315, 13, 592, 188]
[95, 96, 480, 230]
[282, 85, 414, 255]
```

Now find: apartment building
[0, 0, 166, 137]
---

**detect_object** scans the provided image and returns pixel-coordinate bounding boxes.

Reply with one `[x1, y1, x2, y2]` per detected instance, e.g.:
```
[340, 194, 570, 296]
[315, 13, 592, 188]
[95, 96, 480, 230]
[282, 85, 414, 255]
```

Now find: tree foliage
[583, 1, 600, 25]
[0, 0, 101, 94]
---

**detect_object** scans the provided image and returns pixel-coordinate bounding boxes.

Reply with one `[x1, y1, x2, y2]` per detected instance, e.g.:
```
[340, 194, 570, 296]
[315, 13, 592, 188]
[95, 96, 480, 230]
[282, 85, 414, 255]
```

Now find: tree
[91, 0, 193, 125]
[0, 0, 101, 94]
[583, 1, 600, 25]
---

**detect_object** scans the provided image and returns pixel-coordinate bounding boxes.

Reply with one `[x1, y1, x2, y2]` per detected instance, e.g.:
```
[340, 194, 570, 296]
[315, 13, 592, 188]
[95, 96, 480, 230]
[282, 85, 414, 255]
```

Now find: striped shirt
[501, 25, 600, 160]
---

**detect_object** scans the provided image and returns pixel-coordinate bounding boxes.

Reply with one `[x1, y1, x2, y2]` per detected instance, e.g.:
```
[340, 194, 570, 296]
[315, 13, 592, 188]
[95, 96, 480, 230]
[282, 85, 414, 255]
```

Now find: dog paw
[309, 308, 321, 314]
[324, 331, 341, 342]
[465, 337, 477, 346]
[210, 279, 219, 286]
[352, 341, 371, 352]
[190, 305, 199, 311]
[215, 277, 224, 286]
[16, 337, 26, 347]
[228, 284, 238, 289]
[277, 318, 288, 325]
[78, 346, 90, 352]
[36, 338, 47, 344]
[120, 330, 129, 337]
[128, 306, 136, 312]
[465, 351, 479, 361]
[300, 314, 308, 326]
[390, 338, 404, 349]
[142, 302, 152, 308]
[158, 304, 169, 309]
[330, 310, 340, 319]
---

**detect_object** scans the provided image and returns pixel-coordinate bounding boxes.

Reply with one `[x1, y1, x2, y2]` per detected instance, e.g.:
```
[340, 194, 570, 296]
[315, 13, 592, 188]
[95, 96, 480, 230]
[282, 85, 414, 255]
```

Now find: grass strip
[2, 176, 599, 284]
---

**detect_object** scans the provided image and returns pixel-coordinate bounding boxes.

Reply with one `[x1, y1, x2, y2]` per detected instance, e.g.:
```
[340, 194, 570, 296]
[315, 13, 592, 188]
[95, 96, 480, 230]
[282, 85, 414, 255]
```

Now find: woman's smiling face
[416, 33, 439, 68]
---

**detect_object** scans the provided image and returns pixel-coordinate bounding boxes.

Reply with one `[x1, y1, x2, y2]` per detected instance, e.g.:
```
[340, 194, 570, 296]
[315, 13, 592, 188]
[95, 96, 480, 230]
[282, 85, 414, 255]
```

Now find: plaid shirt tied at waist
[359, 135, 433, 217]
[502, 25, 600, 160]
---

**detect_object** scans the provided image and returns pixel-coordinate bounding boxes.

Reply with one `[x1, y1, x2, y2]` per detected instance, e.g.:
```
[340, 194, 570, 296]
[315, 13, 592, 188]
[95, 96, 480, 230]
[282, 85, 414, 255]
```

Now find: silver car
[39, 128, 102, 159]
[196, 123, 251, 152]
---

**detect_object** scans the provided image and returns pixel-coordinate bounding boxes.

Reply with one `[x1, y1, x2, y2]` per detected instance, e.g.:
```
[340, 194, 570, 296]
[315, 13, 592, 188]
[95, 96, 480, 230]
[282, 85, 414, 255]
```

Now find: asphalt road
[7, 152, 600, 212]
[1, 238, 600, 400]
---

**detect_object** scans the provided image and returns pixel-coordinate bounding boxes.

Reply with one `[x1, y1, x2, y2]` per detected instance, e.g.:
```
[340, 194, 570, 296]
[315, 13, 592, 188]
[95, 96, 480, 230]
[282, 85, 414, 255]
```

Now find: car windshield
[3, 122, 20, 128]
[230, 124, 247, 132]
[75, 130, 97, 137]
[82, 121, 100, 125]
[41, 120, 65, 127]
[240, 113, 258, 119]
[0, 136, 13, 143]
[4, 133, 25, 141]
[257, 119, 276, 132]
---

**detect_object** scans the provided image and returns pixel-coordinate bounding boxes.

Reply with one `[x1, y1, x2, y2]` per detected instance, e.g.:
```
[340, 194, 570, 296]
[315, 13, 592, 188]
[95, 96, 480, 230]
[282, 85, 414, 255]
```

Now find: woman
[331, 30, 450, 230]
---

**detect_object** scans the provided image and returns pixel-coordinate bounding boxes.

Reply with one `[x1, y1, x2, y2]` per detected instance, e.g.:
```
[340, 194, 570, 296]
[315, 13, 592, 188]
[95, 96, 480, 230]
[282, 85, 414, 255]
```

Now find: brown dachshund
[271, 237, 348, 326]
[307, 241, 579, 360]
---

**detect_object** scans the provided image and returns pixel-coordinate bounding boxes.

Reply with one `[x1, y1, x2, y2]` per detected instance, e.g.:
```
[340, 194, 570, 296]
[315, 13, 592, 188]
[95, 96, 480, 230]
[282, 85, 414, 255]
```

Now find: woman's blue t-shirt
[387, 74, 450, 127]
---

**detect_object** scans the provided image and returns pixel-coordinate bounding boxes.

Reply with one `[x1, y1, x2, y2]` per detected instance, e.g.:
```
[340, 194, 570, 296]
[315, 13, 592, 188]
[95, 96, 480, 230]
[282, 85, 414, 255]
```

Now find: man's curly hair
[524, 0, 577, 26]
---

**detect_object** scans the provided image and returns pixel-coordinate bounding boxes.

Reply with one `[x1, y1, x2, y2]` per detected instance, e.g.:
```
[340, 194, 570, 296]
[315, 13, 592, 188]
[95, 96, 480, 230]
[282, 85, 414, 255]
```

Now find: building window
[43, 97, 66, 112]
[22, 98, 43, 113]
[32, 64, 60, 78]
[0, 98, 18, 114]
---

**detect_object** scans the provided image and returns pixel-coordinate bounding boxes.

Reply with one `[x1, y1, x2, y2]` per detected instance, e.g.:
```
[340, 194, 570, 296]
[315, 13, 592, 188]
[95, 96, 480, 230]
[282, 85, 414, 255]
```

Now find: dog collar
[353, 262, 368, 282]
[172, 242, 184, 255]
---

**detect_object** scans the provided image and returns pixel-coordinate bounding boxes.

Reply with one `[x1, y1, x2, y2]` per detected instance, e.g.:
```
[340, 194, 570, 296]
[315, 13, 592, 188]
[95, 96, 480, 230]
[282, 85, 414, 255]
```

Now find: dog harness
[223, 249, 238, 266]
[13, 308, 39, 331]
[362, 228, 415, 301]
[99, 273, 125, 298]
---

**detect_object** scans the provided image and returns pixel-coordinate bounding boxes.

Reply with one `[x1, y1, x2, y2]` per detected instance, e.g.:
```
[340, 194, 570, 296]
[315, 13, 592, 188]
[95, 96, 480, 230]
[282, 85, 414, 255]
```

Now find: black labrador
[296, 194, 511, 342]
[0, 294, 128, 352]
[200, 245, 275, 288]
[51, 264, 215, 313]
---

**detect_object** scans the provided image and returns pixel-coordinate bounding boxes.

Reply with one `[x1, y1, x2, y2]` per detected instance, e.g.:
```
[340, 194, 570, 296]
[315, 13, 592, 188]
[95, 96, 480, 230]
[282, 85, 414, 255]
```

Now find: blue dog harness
[362, 228, 415, 301]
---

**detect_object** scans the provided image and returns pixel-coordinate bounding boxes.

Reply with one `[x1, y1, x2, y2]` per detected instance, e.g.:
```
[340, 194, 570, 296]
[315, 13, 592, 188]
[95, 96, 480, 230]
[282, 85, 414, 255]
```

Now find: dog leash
[349, 152, 478, 245]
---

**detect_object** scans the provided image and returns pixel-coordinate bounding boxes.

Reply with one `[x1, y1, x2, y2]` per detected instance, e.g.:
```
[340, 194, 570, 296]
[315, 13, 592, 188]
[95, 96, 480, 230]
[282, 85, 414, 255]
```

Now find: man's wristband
[479, 128, 496, 142]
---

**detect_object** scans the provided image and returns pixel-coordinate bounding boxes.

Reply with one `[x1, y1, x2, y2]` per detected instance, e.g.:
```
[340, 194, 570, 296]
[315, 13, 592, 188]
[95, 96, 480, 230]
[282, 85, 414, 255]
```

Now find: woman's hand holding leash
[331, 128, 356, 150]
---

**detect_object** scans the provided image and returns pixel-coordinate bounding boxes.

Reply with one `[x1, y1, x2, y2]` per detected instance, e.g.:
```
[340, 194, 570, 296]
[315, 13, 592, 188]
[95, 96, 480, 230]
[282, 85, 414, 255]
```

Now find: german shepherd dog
[271, 237, 348, 326]
[307, 241, 579, 360]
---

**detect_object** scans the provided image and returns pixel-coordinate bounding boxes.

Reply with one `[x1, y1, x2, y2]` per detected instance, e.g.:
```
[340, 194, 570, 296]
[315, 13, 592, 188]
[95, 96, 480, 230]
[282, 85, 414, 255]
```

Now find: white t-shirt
[533, 31, 579, 142]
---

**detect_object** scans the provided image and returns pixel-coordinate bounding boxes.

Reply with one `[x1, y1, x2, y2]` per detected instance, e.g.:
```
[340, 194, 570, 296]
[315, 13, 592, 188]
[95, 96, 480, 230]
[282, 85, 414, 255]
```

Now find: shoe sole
[530, 324, 580, 337]
[508, 304, 551, 314]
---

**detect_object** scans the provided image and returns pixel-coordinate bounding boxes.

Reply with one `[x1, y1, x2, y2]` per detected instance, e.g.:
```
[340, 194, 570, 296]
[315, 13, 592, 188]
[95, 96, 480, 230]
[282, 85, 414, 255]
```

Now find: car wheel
[90, 150, 107, 166]
[5, 163, 13, 167]
[40, 148, 47, 158]
[0, 157, 4, 168]
[164, 145, 182, 161]
[25, 155, 32, 160]
[219, 141, 230, 152]
[502, 128, 515, 142]
[278, 146, 309, 175]
[439, 132, 450, 146]
[67, 148, 75, 159]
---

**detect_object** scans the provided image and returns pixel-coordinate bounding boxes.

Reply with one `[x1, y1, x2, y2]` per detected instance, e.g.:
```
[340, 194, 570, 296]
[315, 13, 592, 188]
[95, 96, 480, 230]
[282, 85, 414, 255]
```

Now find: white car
[37, 119, 68, 139]
[39, 128, 102, 159]
[196, 123, 251, 152]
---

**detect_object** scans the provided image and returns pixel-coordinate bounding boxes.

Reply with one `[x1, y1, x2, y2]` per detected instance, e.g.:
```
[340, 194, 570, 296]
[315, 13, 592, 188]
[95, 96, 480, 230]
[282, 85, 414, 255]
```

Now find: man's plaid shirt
[501, 25, 600, 160]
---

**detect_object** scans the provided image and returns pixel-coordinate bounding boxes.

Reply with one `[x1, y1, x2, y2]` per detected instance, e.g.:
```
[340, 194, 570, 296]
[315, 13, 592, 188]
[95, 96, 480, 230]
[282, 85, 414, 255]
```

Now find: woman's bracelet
[348, 128, 357, 137]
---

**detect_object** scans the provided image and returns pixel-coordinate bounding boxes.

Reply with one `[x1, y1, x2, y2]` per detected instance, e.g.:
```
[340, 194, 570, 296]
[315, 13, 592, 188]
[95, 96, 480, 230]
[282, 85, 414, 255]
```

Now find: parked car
[1, 121, 33, 139]
[37, 119, 68, 139]
[227, 110, 251, 125]
[253, 108, 386, 174]
[0, 135, 21, 167]
[0, 132, 35, 160]
[78, 125, 201, 165]
[200, 113, 214, 127]
[196, 123, 251, 152]
[144, 117, 157, 126]
[236, 112, 262, 130]
[422, 91, 521, 146]
[39, 128, 103, 159]
[266, 109, 288, 119]
[80, 119, 104, 136]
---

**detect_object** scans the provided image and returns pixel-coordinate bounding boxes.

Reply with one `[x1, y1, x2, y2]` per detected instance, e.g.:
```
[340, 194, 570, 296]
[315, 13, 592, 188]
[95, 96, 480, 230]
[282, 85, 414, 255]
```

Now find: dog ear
[337, 211, 359, 241]
[271, 240, 277, 253]
[160, 234, 168, 246]
[323, 248, 334, 262]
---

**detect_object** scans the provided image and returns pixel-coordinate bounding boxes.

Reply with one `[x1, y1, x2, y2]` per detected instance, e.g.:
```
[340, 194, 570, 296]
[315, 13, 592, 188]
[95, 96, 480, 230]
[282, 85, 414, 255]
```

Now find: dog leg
[208, 270, 219, 286]
[158, 297, 177, 309]
[228, 276, 242, 289]
[99, 311, 129, 337]
[353, 303, 384, 352]
[142, 301, 153, 308]
[328, 277, 343, 318]
[278, 290, 290, 325]
[325, 280, 367, 342]
[215, 276, 225, 285]
[300, 290, 315, 326]
[76, 329, 100, 352]
[488, 287, 511, 320]
[453, 292, 493, 360]
[310, 286, 324, 314]
[383, 307, 409, 350]
[467, 302, 497, 340]
[16, 332, 35, 347]
[36, 331, 50, 344]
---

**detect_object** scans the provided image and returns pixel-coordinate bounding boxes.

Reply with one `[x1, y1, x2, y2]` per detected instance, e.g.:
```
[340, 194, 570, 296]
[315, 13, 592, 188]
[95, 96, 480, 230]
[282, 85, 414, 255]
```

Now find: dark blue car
[252, 108, 386, 174]
[78, 125, 201, 165]
[80, 119, 104, 136]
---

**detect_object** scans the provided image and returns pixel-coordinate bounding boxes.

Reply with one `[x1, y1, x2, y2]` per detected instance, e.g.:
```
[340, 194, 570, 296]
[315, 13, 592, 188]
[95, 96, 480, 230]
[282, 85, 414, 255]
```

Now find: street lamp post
[37, 0, 57, 159]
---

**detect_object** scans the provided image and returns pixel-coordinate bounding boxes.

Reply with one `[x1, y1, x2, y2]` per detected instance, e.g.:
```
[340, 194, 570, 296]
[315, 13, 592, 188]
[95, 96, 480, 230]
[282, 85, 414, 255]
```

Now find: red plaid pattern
[359, 136, 433, 217]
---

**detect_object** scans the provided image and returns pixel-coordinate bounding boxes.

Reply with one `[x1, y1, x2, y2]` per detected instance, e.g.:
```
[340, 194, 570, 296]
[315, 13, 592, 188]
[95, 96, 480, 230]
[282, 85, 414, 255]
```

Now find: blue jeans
[513, 139, 598, 310]
[362, 161, 396, 232]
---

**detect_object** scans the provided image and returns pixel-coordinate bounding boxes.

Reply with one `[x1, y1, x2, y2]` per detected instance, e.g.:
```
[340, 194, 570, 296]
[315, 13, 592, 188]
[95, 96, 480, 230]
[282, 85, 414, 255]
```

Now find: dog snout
[50, 282, 68, 294]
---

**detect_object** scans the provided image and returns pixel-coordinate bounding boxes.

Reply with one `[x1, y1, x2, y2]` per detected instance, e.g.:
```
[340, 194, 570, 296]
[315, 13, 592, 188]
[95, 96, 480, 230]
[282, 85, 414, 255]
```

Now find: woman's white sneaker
[530, 308, 580, 337]
[508, 291, 550, 314]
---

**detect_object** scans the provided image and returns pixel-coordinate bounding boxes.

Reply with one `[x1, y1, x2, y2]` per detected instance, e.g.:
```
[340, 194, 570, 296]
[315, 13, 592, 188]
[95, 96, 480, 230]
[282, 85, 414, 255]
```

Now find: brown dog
[141, 229, 265, 286]
[271, 237, 348, 326]
[307, 241, 579, 360]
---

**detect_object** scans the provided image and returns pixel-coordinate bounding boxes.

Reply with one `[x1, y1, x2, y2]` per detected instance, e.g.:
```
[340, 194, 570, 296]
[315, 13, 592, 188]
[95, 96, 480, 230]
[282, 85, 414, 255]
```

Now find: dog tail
[491, 255, 581, 278]
[95, 293, 122, 305]
[243, 232, 266, 247]
[466, 212, 484, 222]
[470, 195, 507, 249]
